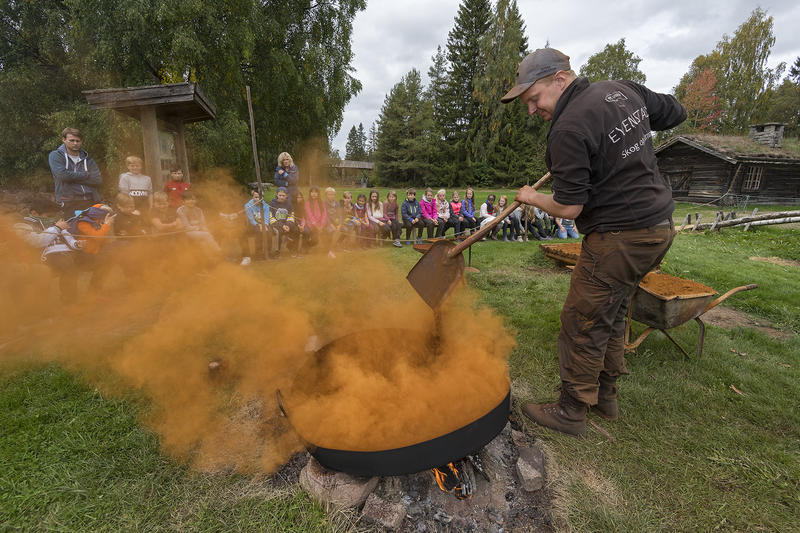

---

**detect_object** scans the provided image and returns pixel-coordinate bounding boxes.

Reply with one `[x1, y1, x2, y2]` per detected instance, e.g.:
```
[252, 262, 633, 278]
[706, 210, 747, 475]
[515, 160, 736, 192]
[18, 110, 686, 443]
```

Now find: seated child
[268, 187, 298, 257]
[176, 191, 222, 257]
[479, 194, 498, 239]
[15, 199, 84, 302]
[113, 193, 147, 237]
[163, 165, 191, 208]
[323, 187, 340, 258]
[367, 189, 388, 243]
[419, 187, 437, 239]
[353, 193, 373, 248]
[293, 190, 312, 253]
[118, 156, 153, 213]
[339, 191, 359, 250]
[434, 188, 458, 238]
[461, 188, 479, 235]
[383, 190, 402, 247]
[241, 188, 271, 263]
[150, 191, 183, 235]
[401, 187, 424, 244]
[449, 190, 465, 239]
[304, 186, 327, 251]
[555, 218, 580, 239]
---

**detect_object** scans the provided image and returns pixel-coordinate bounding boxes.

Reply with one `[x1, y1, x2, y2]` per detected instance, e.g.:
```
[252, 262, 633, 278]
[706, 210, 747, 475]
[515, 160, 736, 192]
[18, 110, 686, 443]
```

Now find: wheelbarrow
[625, 272, 758, 358]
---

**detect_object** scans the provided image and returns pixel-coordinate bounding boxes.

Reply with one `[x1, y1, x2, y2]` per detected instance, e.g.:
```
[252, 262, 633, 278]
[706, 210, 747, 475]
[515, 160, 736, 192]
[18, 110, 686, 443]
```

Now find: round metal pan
[277, 329, 511, 477]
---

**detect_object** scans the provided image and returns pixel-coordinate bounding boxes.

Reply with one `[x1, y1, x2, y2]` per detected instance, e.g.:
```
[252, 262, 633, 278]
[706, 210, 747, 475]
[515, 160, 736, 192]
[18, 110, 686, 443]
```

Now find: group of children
[17, 151, 581, 301]
[236, 185, 580, 263]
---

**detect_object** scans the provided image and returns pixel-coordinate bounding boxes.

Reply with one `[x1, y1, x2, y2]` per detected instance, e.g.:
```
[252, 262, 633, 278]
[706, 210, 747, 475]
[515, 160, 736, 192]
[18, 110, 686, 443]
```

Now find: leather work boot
[593, 374, 619, 421]
[523, 390, 587, 438]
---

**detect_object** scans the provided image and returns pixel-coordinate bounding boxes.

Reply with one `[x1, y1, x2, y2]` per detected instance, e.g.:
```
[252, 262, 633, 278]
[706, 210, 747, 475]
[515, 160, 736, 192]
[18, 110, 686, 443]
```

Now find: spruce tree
[471, 0, 545, 186]
[375, 70, 437, 185]
[440, 0, 492, 183]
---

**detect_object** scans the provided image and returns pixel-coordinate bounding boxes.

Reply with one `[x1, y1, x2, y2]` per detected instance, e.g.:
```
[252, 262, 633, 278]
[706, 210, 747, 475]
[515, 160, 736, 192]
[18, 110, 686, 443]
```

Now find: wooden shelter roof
[331, 160, 375, 170]
[82, 82, 216, 123]
[656, 135, 800, 164]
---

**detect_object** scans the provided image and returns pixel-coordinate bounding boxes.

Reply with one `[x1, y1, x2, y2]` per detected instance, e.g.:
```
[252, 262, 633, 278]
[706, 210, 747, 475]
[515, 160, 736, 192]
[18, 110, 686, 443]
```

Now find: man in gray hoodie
[48, 127, 102, 218]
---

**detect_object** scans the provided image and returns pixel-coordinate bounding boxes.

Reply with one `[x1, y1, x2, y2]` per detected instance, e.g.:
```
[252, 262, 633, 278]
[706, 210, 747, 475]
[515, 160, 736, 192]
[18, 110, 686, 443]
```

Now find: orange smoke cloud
[0, 178, 516, 474]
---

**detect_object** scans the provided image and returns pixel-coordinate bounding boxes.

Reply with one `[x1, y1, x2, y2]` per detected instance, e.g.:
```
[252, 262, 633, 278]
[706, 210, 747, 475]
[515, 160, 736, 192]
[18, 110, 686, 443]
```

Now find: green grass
[0, 364, 333, 532]
[1, 224, 799, 531]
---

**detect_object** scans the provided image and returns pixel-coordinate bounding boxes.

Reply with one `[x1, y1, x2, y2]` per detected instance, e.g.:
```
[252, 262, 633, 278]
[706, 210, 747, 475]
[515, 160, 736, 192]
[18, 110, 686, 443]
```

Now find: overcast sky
[331, 0, 800, 155]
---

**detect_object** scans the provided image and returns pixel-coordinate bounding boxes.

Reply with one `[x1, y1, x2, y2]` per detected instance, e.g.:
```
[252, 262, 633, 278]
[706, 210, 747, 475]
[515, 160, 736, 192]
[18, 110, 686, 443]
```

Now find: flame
[432, 462, 471, 500]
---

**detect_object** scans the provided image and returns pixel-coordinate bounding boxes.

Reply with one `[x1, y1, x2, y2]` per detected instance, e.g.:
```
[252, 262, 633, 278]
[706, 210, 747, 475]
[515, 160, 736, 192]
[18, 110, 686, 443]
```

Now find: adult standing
[503, 48, 686, 437]
[48, 127, 102, 219]
[273, 152, 299, 199]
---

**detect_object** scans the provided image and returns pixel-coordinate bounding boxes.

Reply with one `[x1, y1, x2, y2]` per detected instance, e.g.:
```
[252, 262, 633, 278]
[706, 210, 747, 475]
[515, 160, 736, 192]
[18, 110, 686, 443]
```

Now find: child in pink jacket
[419, 187, 437, 239]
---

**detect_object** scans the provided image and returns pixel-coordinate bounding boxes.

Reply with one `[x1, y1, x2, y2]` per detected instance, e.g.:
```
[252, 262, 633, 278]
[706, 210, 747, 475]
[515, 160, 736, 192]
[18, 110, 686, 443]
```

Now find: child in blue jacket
[401, 187, 424, 244]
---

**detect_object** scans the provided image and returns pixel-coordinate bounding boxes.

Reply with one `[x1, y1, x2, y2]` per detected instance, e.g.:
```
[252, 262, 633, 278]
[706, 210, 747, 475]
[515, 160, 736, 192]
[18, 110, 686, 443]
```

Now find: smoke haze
[1, 178, 515, 473]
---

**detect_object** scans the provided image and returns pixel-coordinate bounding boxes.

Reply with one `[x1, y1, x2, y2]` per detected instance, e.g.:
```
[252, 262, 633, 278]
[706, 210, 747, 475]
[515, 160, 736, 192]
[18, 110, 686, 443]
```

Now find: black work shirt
[546, 77, 686, 234]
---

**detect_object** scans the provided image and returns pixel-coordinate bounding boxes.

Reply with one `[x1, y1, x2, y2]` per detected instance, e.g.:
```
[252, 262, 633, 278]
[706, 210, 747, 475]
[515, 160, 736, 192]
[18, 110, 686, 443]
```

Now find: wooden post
[678, 214, 690, 231]
[174, 121, 190, 183]
[691, 213, 703, 232]
[245, 85, 269, 256]
[140, 105, 162, 191]
[709, 213, 722, 232]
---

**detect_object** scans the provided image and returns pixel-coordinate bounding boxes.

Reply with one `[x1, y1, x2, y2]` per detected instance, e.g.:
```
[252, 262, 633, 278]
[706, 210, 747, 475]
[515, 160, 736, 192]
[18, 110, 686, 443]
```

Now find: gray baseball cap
[501, 48, 571, 103]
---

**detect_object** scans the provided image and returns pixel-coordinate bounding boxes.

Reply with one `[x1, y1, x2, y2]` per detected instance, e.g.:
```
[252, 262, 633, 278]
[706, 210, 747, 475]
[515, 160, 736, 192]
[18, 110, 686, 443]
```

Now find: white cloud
[332, 0, 800, 154]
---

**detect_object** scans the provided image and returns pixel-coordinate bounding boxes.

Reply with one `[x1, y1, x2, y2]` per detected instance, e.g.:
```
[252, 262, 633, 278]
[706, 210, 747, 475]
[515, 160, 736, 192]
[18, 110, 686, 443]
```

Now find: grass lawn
[1, 221, 799, 531]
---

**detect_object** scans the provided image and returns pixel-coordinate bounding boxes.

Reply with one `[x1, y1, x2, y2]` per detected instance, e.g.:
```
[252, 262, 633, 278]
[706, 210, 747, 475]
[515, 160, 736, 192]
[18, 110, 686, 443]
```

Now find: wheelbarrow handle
[448, 172, 552, 257]
[703, 283, 758, 313]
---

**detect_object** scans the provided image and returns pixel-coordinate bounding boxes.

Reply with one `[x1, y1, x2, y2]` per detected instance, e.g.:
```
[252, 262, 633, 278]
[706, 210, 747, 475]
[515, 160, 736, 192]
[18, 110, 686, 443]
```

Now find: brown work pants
[558, 221, 675, 405]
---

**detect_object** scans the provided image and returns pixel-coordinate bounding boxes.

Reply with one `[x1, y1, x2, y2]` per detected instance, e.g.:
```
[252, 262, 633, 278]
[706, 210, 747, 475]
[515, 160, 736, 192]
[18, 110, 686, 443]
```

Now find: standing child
[420, 187, 437, 239]
[384, 190, 403, 247]
[401, 187, 424, 245]
[163, 165, 191, 208]
[353, 193, 372, 247]
[118, 156, 153, 212]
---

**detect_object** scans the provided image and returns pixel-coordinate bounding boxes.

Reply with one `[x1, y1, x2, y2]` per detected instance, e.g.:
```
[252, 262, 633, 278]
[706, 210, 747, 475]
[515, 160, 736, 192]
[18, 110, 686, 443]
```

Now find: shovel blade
[407, 240, 465, 309]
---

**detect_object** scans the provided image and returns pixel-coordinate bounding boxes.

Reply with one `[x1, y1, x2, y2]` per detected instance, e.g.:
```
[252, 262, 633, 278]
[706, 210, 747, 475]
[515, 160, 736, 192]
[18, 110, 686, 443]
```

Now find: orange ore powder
[284, 306, 513, 451]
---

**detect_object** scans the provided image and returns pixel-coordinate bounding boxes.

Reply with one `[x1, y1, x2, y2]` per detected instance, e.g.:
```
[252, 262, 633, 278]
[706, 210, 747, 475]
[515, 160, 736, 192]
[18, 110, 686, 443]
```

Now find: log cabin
[655, 123, 800, 205]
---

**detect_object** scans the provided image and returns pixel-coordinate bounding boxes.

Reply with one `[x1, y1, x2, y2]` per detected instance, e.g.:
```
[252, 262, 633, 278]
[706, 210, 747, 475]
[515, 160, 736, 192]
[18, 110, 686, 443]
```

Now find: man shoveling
[503, 48, 687, 437]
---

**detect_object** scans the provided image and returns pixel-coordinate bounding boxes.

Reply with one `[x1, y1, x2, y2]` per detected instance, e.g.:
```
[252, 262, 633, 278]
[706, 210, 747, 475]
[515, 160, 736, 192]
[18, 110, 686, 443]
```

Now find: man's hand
[55, 219, 68, 230]
[282, 224, 290, 232]
[104, 213, 117, 225]
[515, 185, 539, 206]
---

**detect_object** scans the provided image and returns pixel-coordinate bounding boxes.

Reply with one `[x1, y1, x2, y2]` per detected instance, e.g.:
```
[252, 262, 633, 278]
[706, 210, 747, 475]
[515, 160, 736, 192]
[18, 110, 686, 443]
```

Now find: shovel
[407, 172, 552, 309]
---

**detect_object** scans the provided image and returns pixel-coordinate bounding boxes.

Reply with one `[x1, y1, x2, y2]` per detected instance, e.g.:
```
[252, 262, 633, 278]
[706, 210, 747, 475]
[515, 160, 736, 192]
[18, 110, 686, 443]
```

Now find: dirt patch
[540, 242, 581, 265]
[701, 306, 794, 340]
[639, 272, 715, 299]
[749, 256, 800, 268]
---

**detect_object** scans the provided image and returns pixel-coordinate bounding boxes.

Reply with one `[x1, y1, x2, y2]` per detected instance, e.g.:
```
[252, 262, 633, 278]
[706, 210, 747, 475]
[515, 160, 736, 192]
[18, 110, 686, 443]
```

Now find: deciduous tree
[578, 38, 646, 83]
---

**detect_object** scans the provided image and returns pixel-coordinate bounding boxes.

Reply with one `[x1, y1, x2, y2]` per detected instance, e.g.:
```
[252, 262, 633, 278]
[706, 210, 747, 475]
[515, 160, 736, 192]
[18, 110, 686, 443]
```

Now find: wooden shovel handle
[449, 172, 551, 257]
